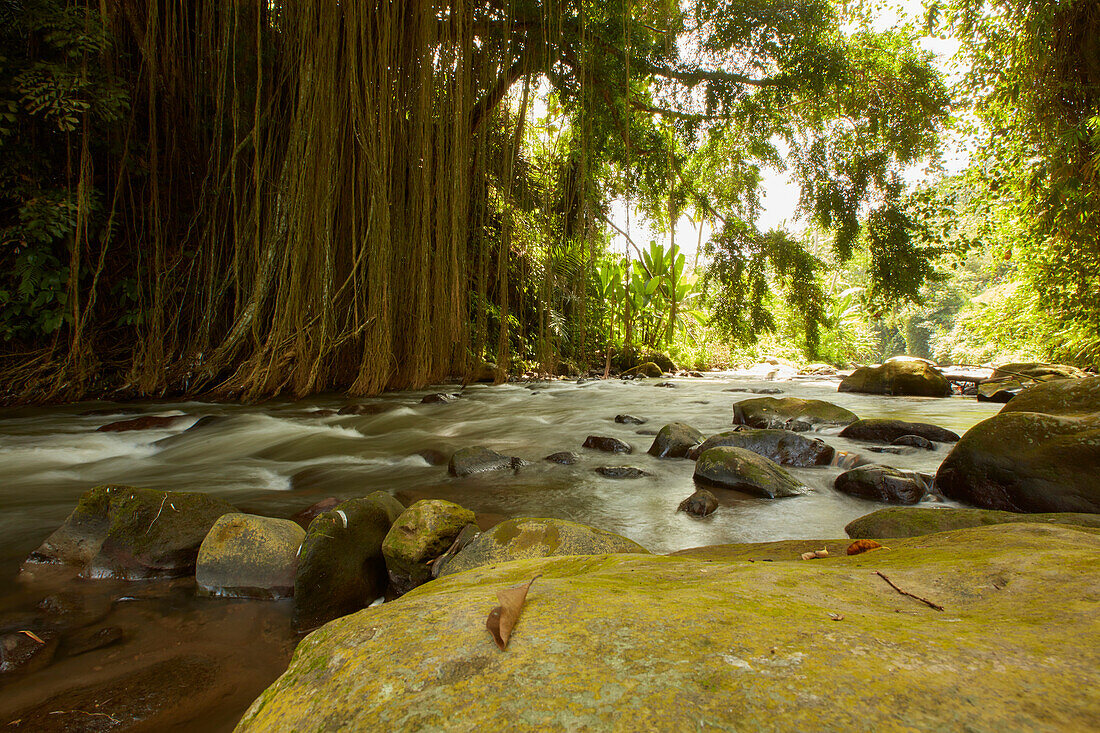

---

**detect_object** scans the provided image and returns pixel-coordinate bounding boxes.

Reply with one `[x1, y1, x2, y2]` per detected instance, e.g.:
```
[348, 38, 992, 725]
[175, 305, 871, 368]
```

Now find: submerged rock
[62, 625, 124, 657]
[96, 415, 187, 432]
[0, 630, 58, 676]
[448, 447, 523, 477]
[689, 429, 834, 466]
[677, 489, 718, 517]
[196, 513, 305, 599]
[839, 360, 952, 397]
[436, 518, 648, 577]
[22, 485, 236, 580]
[732, 397, 858, 432]
[693, 446, 806, 498]
[614, 414, 647, 425]
[845, 506, 1100, 539]
[293, 493, 403, 631]
[421, 392, 460, 404]
[583, 435, 633, 454]
[544, 451, 579, 465]
[382, 500, 477, 595]
[647, 422, 704, 459]
[594, 466, 651, 479]
[839, 418, 959, 444]
[834, 465, 930, 505]
[237, 524, 1100, 732]
[891, 434, 935, 450]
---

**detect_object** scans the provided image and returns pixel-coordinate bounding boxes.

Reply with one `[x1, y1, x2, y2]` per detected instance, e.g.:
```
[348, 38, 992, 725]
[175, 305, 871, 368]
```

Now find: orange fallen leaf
[847, 539, 883, 556]
[486, 575, 540, 650]
[20, 630, 45, 644]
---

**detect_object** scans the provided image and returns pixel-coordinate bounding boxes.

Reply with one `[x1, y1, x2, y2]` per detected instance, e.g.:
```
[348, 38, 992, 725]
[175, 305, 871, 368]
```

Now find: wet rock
[293, 494, 403, 631]
[594, 466, 651, 479]
[838, 360, 952, 397]
[35, 590, 112, 630]
[448, 447, 524, 477]
[839, 418, 960, 444]
[291, 498, 341, 529]
[436, 518, 649, 577]
[430, 524, 481, 579]
[936, 411, 1100, 514]
[892, 434, 935, 450]
[992, 362, 1088, 381]
[614, 414, 647, 425]
[799, 363, 837, 375]
[62, 625, 123, 657]
[693, 446, 806, 498]
[977, 380, 1024, 403]
[382, 500, 477, 595]
[415, 448, 450, 466]
[196, 514, 305, 599]
[22, 485, 237, 580]
[845, 506, 1100, 539]
[1000, 375, 1100, 416]
[421, 392, 460, 404]
[647, 422, 705, 459]
[338, 403, 393, 416]
[96, 415, 187, 432]
[654, 381, 676, 388]
[732, 397, 858, 431]
[867, 445, 910, 455]
[636, 429, 659, 436]
[0, 630, 59, 675]
[582, 435, 633, 454]
[238, 524, 1100, 733]
[678, 489, 718, 517]
[688, 429, 834, 466]
[689, 371, 704, 378]
[834, 465, 930, 505]
[544, 451, 579, 465]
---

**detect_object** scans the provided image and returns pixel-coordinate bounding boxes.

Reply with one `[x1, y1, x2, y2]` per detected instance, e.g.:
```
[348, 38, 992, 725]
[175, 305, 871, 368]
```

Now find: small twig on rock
[875, 571, 944, 611]
[145, 495, 168, 535]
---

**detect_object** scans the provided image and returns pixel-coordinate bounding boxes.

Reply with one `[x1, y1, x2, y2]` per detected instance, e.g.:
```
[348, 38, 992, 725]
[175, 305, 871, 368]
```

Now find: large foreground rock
[436, 518, 648, 577]
[196, 514, 305, 599]
[839, 418, 959, 443]
[732, 397, 858, 431]
[382, 500, 476, 595]
[845, 506, 1100, 539]
[839, 360, 952, 397]
[647, 422, 704, 458]
[293, 493, 404, 631]
[237, 523, 1100, 732]
[22, 485, 236, 580]
[689, 429, 834, 466]
[693, 446, 806, 498]
[936, 412, 1100, 513]
[999, 374, 1100, 416]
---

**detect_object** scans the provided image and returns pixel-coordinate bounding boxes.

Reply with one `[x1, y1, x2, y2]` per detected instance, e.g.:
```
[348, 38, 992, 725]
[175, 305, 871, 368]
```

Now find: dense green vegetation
[0, 0, 1095, 403]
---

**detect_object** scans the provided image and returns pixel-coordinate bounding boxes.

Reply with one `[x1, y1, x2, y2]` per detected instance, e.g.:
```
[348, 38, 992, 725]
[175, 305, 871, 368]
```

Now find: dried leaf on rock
[847, 539, 883, 556]
[827, 612, 844, 621]
[486, 575, 540, 650]
[800, 548, 829, 560]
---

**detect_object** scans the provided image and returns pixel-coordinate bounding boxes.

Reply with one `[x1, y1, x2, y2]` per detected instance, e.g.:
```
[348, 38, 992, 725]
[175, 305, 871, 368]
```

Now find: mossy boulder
[22, 485, 236, 580]
[845, 506, 1100, 539]
[693, 446, 806, 498]
[624, 361, 664, 378]
[992, 362, 1088, 381]
[732, 397, 858, 432]
[195, 513, 305, 599]
[1000, 375, 1100, 416]
[237, 523, 1100, 732]
[677, 489, 718, 517]
[382, 500, 477, 595]
[448, 447, 522, 477]
[689, 429, 834, 466]
[936, 412, 1100, 514]
[833, 465, 930, 505]
[436, 518, 648, 577]
[839, 360, 952, 397]
[647, 422, 704, 458]
[839, 418, 959, 443]
[293, 493, 404, 631]
[582, 435, 632, 454]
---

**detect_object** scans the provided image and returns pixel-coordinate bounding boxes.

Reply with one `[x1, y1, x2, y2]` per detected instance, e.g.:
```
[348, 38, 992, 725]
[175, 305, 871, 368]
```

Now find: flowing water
[0, 372, 1000, 729]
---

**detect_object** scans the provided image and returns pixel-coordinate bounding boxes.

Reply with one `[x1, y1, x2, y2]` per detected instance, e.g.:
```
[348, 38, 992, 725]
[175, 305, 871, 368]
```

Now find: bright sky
[606, 0, 966, 264]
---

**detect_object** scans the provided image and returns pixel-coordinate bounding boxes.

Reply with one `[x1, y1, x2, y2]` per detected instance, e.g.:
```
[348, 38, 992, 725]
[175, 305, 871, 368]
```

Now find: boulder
[936, 411, 1100, 514]
[732, 397, 858, 432]
[688, 429, 834, 466]
[293, 494, 403, 631]
[999, 375, 1100, 416]
[614, 414, 647, 425]
[0, 630, 58, 676]
[448, 447, 523, 477]
[382, 500, 477, 595]
[977, 379, 1025, 403]
[892, 434, 935, 450]
[845, 506, 1100, 539]
[838, 361, 952, 397]
[96, 415, 187, 432]
[839, 418, 959, 444]
[22, 485, 236, 580]
[647, 422, 704, 459]
[641, 351, 677, 373]
[436, 518, 648, 577]
[693, 447, 806, 499]
[833, 465, 930, 505]
[544, 451, 579, 465]
[594, 466, 651, 479]
[237, 524, 1100, 733]
[582, 435, 632, 454]
[195, 514, 305, 599]
[422, 393, 460, 404]
[624, 362, 663, 378]
[799, 363, 837, 375]
[416, 448, 451, 466]
[992, 362, 1088, 381]
[678, 489, 718, 517]
[291, 498, 341, 529]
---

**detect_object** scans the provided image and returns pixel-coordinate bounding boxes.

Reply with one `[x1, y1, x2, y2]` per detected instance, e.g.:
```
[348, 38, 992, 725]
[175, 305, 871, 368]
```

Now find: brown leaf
[486, 575, 540, 650]
[800, 547, 829, 560]
[847, 539, 883, 556]
[827, 612, 844, 621]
